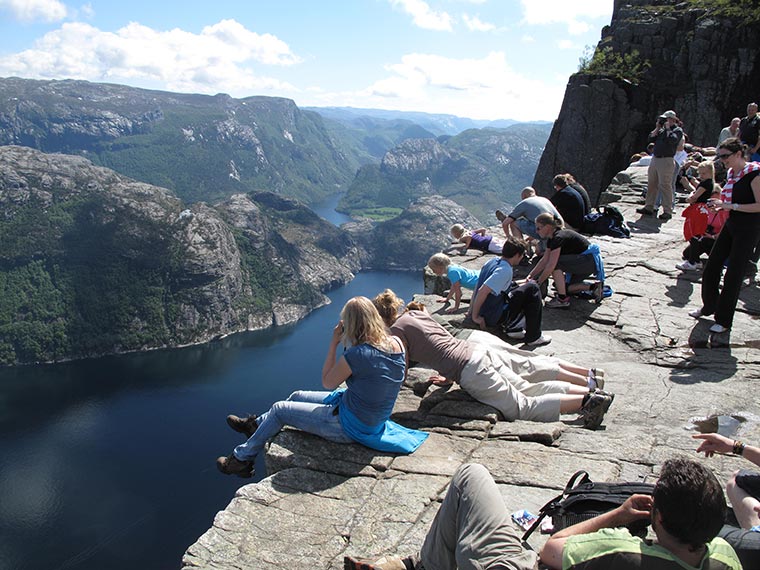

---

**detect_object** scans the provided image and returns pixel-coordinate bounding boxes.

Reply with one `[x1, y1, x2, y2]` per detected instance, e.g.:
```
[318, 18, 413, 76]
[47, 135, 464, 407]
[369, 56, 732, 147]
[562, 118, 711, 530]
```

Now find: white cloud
[0, 0, 67, 22]
[310, 51, 565, 121]
[521, 34, 535, 43]
[557, 39, 575, 50]
[520, 0, 611, 35]
[0, 20, 301, 97]
[388, 0, 453, 31]
[462, 14, 495, 32]
[79, 2, 95, 19]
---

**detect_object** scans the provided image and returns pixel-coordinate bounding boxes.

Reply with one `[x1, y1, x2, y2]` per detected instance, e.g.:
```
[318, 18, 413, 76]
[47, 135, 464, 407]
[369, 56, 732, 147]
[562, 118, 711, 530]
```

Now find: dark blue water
[311, 193, 354, 226]
[0, 271, 420, 570]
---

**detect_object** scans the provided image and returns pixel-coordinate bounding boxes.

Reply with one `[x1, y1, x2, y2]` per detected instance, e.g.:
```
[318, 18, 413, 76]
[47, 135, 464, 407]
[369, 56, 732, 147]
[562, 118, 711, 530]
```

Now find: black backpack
[582, 205, 631, 238]
[522, 470, 654, 541]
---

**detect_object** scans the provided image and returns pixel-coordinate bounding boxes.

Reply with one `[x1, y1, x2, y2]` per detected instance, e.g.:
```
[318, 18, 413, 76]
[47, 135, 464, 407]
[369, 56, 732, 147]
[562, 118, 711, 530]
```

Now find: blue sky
[0, 0, 613, 121]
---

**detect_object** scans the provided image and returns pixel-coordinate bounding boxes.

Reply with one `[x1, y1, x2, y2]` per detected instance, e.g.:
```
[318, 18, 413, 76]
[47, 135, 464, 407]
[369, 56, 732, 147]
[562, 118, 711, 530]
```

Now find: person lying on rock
[427, 253, 478, 314]
[466, 236, 551, 348]
[695, 432, 760, 568]
[528, 213, 605, 309]
[217, 296, 428, 477]
[345, 459, 741, 570]
[447, 223, 505, 255]
[372, 290, 612, 429]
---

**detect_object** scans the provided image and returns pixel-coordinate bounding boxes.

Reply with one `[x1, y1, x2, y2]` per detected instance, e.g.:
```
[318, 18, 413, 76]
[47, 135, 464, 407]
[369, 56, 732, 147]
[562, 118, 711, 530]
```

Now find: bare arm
[711, 175, 760, 213]
[446, 281, 463, 312]
[694, 433, 760, 468]
[322, 321, 353, 389]
[469, 284, 494, 329]
[685, 183, 703, 203]
[540, 494, 653, 570]
[529, 248, 560, 285]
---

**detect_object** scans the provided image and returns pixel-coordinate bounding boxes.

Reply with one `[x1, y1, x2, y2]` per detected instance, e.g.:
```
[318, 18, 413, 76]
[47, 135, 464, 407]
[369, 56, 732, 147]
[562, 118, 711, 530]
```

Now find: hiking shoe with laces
[580, 392, 614, 430]
[546, 296, 570, 308]
[226, 414, 258, 438]
[216, 454, 254, 478]
[658, 212, 673, 221]
[495, 209, 507, 222]
[344, 554, 420, 570]
[636, 207, 655, 216]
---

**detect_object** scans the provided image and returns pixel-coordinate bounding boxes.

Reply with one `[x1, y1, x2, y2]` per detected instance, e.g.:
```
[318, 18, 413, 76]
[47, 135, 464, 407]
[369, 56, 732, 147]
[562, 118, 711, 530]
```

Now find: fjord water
[0, 269, 421, 570]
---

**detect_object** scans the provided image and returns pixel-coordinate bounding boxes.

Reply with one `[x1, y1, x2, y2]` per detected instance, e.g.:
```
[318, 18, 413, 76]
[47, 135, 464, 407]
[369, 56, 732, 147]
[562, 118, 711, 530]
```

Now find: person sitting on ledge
[427, 253, 479, 314]
[373, 290, 612, 429]
[217, 296, 427, 477]
[447, 223, 504, 255]
[345, 459, 741, 570]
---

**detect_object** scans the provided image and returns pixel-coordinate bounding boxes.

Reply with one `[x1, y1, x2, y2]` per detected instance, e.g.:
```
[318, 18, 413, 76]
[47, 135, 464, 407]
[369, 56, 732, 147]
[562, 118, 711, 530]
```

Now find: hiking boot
[658, 212, 673, 221]
[495, 209, 507, 222]
[344, 554, 420, 570]
[216, 454, 254, 478]
[591, 280, 604, 304]
[546, 296, 570, 308]
[636, 206, 655, 216]
[580, 392, 614, 430]
[676, 260, 699, 271]
[524, 334, 552, 348]
[226, 414, 258, 438]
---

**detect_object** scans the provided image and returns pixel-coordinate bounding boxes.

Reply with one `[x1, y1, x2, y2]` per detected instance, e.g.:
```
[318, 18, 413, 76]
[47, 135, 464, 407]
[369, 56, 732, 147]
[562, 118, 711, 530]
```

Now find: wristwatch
[733, 203, 739, 211]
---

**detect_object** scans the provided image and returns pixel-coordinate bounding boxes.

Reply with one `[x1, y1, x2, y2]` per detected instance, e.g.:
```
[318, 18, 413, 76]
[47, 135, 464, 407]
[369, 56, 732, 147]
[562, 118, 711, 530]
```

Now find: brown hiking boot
[216, 454, 254, 478]
[226, 414, 258, 438]
[580, 392, 614, 430]
[344, 554, 420, 570]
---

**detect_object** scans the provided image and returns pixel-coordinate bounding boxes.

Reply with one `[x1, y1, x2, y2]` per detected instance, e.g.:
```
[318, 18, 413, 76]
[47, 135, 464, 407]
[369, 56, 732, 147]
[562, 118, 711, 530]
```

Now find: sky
[0, 0, 614, 121]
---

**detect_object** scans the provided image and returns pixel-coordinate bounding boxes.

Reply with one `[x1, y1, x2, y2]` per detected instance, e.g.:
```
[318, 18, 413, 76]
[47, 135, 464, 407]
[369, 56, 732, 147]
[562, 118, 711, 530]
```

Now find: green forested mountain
[338, 123, 552, 222]
[0, 77, 359, 205]
[0, 146, 360, 366]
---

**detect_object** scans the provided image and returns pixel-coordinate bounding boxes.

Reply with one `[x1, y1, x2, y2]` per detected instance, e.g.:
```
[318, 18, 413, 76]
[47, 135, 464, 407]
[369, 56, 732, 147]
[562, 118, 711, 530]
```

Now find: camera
[657, 116, 666, 126]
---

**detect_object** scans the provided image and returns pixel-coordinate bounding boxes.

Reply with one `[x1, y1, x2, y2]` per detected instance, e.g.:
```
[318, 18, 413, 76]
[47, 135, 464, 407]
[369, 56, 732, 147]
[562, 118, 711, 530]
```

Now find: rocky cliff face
[534, 0, 760, 204]
[0, 77, 357, 205]
[0, 146, 360, 365]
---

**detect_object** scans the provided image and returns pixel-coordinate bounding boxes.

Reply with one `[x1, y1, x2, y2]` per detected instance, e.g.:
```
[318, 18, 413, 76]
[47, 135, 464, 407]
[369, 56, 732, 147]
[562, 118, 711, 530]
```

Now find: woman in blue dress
[217, 296, 428, 477]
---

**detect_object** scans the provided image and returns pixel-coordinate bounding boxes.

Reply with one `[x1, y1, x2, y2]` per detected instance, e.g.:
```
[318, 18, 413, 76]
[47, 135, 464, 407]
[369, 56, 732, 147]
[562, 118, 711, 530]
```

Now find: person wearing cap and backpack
[637, 110, 684, 221]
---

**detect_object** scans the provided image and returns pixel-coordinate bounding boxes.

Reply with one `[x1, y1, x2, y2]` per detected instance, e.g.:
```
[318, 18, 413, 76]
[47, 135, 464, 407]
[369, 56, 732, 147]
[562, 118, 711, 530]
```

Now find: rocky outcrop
[0, 146, 360, 365]
[534, 0, 760, 204]
[183, 166, 760, 569]
[344, 195, 480, 271]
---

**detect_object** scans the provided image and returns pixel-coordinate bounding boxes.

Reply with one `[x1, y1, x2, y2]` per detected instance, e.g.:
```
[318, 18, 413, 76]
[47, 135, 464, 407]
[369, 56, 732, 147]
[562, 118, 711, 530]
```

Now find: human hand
[331, 320, 343, 345]
[429, 375, 453, 386]
[616, 494, 653, 524]
[693, 433, 733, 457]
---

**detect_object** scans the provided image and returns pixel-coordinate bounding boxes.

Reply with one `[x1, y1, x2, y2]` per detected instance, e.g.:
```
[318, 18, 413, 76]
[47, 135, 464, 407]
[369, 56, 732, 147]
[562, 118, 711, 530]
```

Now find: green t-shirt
[563, 528, 742, 570]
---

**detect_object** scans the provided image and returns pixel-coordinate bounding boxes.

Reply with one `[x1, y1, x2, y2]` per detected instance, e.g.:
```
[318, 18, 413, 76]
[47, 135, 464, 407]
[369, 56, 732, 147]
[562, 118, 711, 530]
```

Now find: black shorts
[736, 469, 760, 500]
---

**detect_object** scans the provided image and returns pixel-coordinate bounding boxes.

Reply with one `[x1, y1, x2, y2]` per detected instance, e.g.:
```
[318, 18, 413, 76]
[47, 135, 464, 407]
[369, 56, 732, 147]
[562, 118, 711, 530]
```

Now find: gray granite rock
[184, 165, 760, 570]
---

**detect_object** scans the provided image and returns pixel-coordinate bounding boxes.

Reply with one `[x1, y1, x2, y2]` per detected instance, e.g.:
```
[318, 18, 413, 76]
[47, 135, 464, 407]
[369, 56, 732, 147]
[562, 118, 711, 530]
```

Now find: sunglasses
[717, 152, 734, 159]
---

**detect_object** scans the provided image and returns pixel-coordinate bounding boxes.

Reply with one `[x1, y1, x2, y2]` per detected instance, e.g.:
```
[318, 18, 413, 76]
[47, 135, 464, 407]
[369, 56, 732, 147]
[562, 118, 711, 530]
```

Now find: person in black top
[637, 110, 684, 220]
[550, 174, 587, 231]
[689, 137, 760, 333]
[564, 173, 592, 213]
[527, 213, 604, 308]
[739, 102, 760, 161]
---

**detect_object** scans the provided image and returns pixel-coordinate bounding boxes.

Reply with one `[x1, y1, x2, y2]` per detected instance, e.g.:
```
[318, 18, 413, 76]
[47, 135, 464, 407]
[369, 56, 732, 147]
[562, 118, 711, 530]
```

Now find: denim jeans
[233, 390, 353, 461]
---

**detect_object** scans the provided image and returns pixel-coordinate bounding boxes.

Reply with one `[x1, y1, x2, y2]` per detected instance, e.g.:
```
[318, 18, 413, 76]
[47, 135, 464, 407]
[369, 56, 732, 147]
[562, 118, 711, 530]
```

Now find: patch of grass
[354, 207, 403, 222]
[577, 46, 652, 84]
[685, 0, 760, 23]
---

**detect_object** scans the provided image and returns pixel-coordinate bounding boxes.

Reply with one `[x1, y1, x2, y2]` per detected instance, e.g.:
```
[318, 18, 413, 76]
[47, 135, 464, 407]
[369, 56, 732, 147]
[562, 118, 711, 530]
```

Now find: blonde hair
[405, 301, 426, 312]
[340, 296, 392, 350]
[428, 253, 451, 271]
[535, 212, 564, 229]
[698, 161, 714, 179]
[372, 289, 405, 327]
[450, 224, 466, 239]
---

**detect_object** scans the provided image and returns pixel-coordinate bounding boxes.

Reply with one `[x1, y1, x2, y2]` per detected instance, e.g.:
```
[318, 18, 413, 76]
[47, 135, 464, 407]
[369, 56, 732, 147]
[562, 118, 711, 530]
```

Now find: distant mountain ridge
[305, 106, 551, 136]
[0, 77, 360, 206]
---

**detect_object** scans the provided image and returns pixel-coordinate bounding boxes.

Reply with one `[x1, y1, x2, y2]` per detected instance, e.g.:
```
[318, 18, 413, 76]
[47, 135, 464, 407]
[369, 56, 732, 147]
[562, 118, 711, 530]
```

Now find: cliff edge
[182, 167, 760, 569]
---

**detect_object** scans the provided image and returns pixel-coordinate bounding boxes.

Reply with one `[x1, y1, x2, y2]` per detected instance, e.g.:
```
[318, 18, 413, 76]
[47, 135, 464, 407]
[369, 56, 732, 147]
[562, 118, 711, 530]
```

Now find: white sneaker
[688, 308, 703, 319]
[676, 261, 699, 271]
[525, 334, 552, 347]
[709, 323, 729, 334]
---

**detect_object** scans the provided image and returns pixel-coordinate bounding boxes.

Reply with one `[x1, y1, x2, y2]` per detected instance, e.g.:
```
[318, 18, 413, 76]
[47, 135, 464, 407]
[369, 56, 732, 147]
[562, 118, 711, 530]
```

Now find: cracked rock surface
[183, 166, 760, 569]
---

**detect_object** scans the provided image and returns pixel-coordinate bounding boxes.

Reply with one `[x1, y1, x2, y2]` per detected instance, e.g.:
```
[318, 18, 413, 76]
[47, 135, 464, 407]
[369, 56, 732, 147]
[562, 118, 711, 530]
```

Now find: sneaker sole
[583, 394, 614, 429]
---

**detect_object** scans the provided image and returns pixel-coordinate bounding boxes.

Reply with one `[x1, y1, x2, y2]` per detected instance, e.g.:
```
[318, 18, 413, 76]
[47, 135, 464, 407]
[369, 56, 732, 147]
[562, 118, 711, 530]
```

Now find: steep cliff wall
[534, 0, 760, 203]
